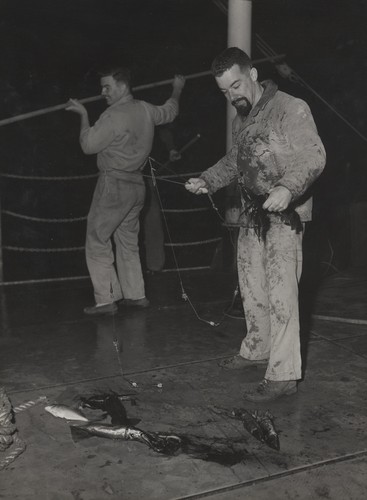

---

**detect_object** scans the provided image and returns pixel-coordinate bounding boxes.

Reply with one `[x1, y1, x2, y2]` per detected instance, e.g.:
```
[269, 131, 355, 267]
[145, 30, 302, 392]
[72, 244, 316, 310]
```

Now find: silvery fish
[71, 423, 151, 444]
[45, 404, 89, 422]
[70, 423, 181, 455]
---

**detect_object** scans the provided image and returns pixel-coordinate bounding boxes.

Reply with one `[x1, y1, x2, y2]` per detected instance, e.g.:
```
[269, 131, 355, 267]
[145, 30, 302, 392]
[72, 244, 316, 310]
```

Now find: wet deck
[1, 268, 367, 499]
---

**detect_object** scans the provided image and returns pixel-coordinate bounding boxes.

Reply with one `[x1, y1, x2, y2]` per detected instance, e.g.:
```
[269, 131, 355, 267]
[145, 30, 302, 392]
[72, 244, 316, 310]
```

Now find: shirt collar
[109, 93, 134, 108]
[250, 80, 278, 117]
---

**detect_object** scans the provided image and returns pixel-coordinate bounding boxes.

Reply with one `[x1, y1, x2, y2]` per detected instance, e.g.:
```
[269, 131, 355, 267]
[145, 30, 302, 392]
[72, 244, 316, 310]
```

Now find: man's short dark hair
[99, 66, 131, 87]
[211, 47, 252, 77]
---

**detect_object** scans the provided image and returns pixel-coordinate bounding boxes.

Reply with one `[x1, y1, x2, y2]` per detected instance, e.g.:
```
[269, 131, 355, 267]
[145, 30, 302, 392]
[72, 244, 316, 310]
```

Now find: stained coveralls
[80, 95, 178, 305]
[200, 81, 326, 381]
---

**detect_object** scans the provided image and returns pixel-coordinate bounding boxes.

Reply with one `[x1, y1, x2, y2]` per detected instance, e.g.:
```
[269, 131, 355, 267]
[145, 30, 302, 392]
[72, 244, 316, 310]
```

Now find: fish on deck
[211, 406, 280, 451]
[253, 410, 280, 451]
[231, 408, 265, 444]
[44, 404, 89, 422]
[75, 393, 181, 454]
[70, 422, 182, 455]
[45, 395, 181, 455]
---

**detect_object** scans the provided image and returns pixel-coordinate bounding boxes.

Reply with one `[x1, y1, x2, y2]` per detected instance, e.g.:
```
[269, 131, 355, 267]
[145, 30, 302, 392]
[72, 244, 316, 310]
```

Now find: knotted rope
[0, 387, 26, 471]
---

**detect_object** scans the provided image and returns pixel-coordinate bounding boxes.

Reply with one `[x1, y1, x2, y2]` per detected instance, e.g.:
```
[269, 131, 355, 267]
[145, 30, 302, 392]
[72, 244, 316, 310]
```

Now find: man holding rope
[186, 47, 325, 402]
[66, 66, 185, 315]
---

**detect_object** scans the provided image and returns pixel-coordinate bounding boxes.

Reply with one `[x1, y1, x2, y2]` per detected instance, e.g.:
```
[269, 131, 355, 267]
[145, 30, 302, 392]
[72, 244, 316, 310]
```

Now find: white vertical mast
[227, 0, 252, 150]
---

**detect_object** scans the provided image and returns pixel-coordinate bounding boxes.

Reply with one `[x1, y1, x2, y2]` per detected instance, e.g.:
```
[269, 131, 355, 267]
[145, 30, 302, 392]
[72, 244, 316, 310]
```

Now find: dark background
[1, 0, 367, 281]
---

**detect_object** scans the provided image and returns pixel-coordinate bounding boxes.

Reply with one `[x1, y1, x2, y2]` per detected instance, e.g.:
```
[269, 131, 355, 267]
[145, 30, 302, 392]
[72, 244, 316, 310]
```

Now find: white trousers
[237, 223, 304, 381]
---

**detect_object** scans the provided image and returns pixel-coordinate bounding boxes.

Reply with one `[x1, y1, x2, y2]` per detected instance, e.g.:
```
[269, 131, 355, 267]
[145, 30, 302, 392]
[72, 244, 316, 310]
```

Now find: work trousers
[237, 223, 304, 381]
[86, 174, 146, 305]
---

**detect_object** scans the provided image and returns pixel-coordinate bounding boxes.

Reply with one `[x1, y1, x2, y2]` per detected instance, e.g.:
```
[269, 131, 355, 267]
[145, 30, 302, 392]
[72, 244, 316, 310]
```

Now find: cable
[255, 34, 367, 145]
[148, 158, 225, 328]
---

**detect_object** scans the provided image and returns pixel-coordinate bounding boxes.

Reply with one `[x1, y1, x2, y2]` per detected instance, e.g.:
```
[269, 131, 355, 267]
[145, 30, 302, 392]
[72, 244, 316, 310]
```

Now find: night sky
[1, 0, 366, 114]
[0, 0, 226, 110]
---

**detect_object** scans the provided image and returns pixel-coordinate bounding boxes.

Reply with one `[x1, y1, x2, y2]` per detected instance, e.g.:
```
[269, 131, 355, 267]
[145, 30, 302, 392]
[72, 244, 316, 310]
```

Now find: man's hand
[169, 149, 182, 162]
[262, 186, 292, 212]
[185, 178, 208, 195]
[65, 98, 88, 116]
[172, 74, 186, 92]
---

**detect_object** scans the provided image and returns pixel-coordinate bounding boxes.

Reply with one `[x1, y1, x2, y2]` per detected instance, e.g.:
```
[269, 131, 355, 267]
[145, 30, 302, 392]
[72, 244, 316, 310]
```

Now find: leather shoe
[243, 379, 297, 403]
[83, 303, 118, 315]
[218, 354, 268, 369]
[120, 297, 150, 308]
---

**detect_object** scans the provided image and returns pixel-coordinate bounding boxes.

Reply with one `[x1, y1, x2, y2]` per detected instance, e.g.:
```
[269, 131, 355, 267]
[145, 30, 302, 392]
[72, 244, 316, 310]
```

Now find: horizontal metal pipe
[0, 55, 284, 127]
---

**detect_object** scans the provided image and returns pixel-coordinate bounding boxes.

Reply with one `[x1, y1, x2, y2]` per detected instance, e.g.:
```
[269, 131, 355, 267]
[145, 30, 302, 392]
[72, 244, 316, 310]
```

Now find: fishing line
[207, 185, 245, 319]
[135, 164, 241, 324]
[106, 147, 242, 335]
[112, 336, 137, 388]
[150, 157, 244, 326]
[197, 183, 242, 320]
[148, 157, 225, 328]
[149, 156, 178, 177]
[110, 309, 140, 389]
[146, 172, 186, 187]
[207, 193, 225, 224]
[108, 149, 223, 382]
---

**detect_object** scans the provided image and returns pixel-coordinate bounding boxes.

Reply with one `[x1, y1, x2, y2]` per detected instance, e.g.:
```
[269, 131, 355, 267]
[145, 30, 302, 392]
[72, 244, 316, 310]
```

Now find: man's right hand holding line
[185, 178, 209, 194]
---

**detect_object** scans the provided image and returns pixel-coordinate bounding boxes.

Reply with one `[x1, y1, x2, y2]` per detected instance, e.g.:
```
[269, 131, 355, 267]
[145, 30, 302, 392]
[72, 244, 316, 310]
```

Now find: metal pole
[225, 0, 252, 225]
[227, 0, 252, 149]
[0, 71, 211, 127]
[0, 57, 286, 129]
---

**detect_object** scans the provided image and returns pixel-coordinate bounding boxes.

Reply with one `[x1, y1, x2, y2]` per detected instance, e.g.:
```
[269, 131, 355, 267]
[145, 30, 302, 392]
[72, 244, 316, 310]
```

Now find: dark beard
[232, 97, 252, 118]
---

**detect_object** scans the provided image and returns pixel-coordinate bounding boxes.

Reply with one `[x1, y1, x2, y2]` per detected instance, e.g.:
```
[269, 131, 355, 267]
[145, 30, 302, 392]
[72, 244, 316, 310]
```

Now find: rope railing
[0, 160, 222, 282]
[3, 207, 209, 219]
[165, 237, 222, 247]
[0, 158, 219, 265]
[0, 172, 98, 181]
[3, 246, 85, 253]
[163, 265, 211, 273]
[0, 275, 90, 286]
[3, 236, 222, 253]
[162, 207, 210, 213]
[2, 210, 88, 223]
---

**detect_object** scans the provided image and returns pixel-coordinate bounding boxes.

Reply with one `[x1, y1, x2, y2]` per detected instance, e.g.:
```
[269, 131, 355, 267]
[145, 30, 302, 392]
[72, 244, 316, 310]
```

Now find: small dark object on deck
[253, 410, 280, 451]
[233, 408, 280, 451]
[211, 406, 280, 451]
[79, 393, 138, 426]
[232, 408, 265, 444]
